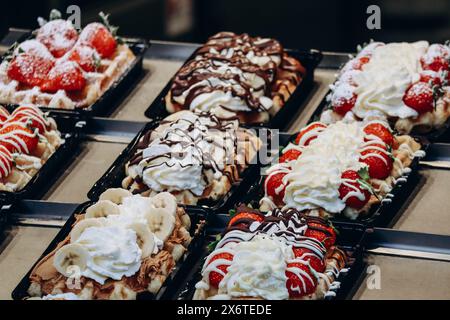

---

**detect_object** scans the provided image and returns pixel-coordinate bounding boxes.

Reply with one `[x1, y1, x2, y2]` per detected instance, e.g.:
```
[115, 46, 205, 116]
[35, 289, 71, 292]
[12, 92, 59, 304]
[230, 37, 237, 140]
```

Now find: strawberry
[338, 169, 371, 210]
[0, 106, 10, 122]
[420, 44, 450, 72]
[0, 123, 38, 154]
[207, 252, 233, 288]
[36, 19, 78, 58]
[295, 122, 326, 146]
[360, 141, 393, 179]
[9, 105, 48, 134]
[41, 61, 86, 92]
[305, 222, 337, 249]
[403, 82, 434, 114]
[265, 172, 287, 206]
[363, 122, 394, 147]
[420, 70, 442, 86]
[285, 262, 317, 297]
[292, 247, 325, 273]
[16, 40, 55, 61]
[279, 149, 302, 163]
[228, 211, 264, 227]
[68, 44, 100, 72]
[7, 53, 54, 87]
[0, 145, 13, 179]
[331, 84, 357, 116]
[79, 22, 117, 59]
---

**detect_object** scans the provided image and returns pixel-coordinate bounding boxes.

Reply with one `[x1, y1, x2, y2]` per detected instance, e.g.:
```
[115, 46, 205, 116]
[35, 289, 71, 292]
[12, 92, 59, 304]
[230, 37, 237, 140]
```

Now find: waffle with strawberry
[194, 206, 347, 300]
[321, 41, 450, 135]
[0, 10, 136, 110]
[260, 120, 425, 220]
[165, 32, 306, 124]
[0, 105, 63, 192]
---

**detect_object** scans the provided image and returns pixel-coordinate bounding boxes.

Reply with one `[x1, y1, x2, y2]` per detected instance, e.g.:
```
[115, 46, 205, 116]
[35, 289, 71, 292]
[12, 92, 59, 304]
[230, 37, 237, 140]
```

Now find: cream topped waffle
[194, 206, 346, 300]
[165, 32, 306, 124]
[28, 189, 200, 300]
[0, 10, 135, 110]
[321, 41, 450, 134]
[0, 105, 63, 192]
[260, 120, 425, 220]
[122, 110, 261, 205]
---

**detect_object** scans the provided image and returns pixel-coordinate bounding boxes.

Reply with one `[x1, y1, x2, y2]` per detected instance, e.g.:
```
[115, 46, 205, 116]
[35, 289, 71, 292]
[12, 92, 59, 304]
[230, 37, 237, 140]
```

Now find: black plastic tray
[144, 48, 322, 130]
[86, 120, 263, 212]
[0, 112, 85, 203]
[172, 213, 367, 301]
[239, 132, 427, 229]
[11, 202, 208, 300]
[1, 30, 148, 118]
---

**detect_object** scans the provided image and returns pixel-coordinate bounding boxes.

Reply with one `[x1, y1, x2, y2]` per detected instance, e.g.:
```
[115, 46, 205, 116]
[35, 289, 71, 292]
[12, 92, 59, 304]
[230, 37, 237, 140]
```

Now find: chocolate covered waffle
[321, 41, 450, 134]
[260, 119, 425, 220]
[0, 10, 135, 110]
[194, 206, 346, 300]
[122, 110, 261, 205]
[28, 189, 199, 300]
[165, 32, 306, 124]
[0, 105, 63, 192]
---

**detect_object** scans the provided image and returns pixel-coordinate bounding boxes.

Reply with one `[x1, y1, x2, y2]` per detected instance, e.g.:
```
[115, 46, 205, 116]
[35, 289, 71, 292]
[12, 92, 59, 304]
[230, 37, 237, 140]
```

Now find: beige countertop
[0, 51, 448, 300]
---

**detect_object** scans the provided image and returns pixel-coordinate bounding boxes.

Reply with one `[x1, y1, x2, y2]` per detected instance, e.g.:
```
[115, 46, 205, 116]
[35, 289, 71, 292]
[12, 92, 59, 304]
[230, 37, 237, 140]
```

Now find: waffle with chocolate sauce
[27, 189, 202, 300]
[122, 110, 261, 205]
[165, 32, 306, 124]
[194, 206, 347, 300]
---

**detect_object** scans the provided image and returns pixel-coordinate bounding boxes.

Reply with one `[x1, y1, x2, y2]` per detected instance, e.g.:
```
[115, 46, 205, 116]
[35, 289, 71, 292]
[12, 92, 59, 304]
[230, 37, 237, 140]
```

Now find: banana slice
[99, 188, 133, 205]
[54, 243, 90, 277]
[85, 200, 120, 219]
[127, 223, 155, 258]
[144, 208, 175, 242]
[70, 218, 106, 243]
[149, 192, 177, 217]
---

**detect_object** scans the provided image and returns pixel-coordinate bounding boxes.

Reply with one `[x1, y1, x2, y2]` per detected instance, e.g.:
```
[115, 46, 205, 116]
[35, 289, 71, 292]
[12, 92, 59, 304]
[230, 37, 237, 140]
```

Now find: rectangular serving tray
[0, 30, 148, 118]
[144, 48, 323, 131]
[238, 132, 428, 229]
[86, 119, 265, 212]
[0, 111, 86, 203]
[11, 201, 208, 300]
[171, 213, 367, 301]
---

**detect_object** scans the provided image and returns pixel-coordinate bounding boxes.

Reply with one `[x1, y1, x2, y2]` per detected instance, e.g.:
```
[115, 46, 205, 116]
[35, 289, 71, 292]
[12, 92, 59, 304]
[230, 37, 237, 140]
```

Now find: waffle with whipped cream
[165, 32, 306, 124]
[122, 110, 261, 205]
[28, 189, 200, 300]
[260, 119, 425, 220]
[194, 206, 346, 300]
[0, 105, 63, 192]
[321, 41, 450, 134]
[0, 12, 135, 110]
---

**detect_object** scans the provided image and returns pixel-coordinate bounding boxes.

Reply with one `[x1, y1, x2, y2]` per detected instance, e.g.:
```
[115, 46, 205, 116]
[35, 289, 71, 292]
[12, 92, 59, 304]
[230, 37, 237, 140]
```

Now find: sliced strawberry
[41, 61, 86, 92]
[79, 22, 117, 59]
[295, 122, 326, 146]
[338, 169, 371, 210]
[9, 105, 48, 134]
[360, 143, 393, 179]
[279, 149, 302, 163]
[207, 252, 233, 288]
[331, 84, 357, 116]
[292, 247, 325, 273]
[363, 122, 394, 147]
[285, 262, 317, 297]
[403, 82, 434, 114]
[228, 211, 264, 227]
[0, 123, 38, 154]
[0, 106, 10, 122]
[265, 172, 287, 206]
[0, 145, 13, 179]
[68, 44, 100, 72]
[36, 19, 78, 58]
[7, 53, 54, 87]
